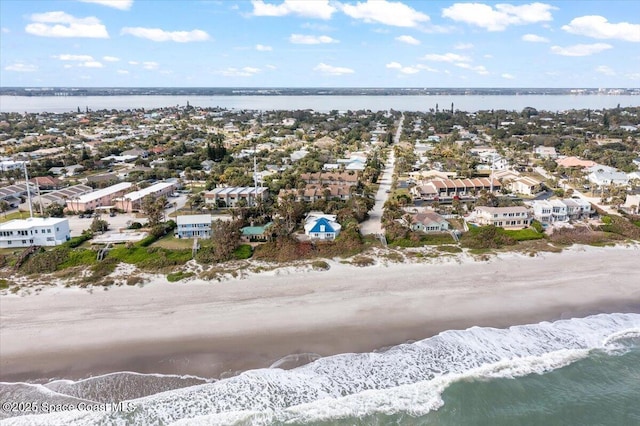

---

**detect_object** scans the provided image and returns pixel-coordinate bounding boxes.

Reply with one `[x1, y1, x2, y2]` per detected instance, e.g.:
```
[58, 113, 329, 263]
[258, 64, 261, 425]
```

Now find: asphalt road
[359, 114, 403, 236]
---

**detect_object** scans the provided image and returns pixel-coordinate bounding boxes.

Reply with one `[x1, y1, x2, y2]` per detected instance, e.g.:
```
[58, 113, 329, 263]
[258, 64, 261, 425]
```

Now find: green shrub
[503, 228, 544, 241]
[311, 260, 330, 271]
[167, 271, 195, 282]
[351, 255, 375, 267]
[233, 244, 253, 260]
[460, 225, 516, 249]
[63, 232, 93, 248]
[0, 279, 10, 289]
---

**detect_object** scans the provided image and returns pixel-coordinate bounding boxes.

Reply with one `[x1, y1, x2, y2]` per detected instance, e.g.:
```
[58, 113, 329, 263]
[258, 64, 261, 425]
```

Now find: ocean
[0, 94, 638, 114]
[1, 313, 639, 425]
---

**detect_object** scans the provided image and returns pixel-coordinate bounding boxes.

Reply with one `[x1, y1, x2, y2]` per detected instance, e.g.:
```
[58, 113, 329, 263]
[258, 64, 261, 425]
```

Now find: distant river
[0, 94, 637, 114]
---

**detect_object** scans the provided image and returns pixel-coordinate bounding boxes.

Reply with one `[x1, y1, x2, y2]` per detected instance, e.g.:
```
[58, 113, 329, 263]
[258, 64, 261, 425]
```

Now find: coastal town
[0, 103, 639, 289]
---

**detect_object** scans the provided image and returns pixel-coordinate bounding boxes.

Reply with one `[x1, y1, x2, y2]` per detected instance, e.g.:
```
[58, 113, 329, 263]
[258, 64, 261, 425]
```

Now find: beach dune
[1, 246, 639, 382]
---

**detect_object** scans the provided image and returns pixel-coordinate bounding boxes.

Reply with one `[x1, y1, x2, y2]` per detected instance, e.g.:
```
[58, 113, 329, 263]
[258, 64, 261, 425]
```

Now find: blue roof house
[304, 213, 342, 241]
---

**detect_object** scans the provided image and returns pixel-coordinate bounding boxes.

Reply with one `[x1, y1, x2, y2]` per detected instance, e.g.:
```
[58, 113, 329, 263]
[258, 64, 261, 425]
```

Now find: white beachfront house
[0, 217, 70, 248]
[176, 214, 212, 238]
[472, 206, 532, 229]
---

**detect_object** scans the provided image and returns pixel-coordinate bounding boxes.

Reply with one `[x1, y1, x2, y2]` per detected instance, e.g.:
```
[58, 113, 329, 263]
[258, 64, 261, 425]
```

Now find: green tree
[142, 195, 166, 227]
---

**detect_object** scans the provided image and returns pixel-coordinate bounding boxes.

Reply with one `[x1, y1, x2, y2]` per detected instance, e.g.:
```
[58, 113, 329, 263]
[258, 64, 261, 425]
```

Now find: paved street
[360, 114, 403, 236]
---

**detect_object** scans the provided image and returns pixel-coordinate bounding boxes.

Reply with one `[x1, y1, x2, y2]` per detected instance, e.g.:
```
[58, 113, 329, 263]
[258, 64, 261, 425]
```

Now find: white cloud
[626, 73, 640, 80]
[455, 62, 489, 75]
[142, 61, 159, 70]
[25, 11, 109, 38]
[219, 66, 261, 77]
[55, 54, 95, 61]
[341, 0, 430, 28]
[550, 43, 612, 56]
[399, 66, 419, 74]
[442, 2, 555, 31]
[116, 69, 129, 74]
[422, 52, 471, 63]
[251, 0, 336, 19]
[454, 42, 474, 50]
[289, 34, 338, 44]
[265, 64, 277, 70]
[522, 33, 549, 43]
[128, 61, 139, 65]
[595, 65, 616, 76]
[314, 62, 354, 75]
[256, 44, 272, 51]
[103, 56, 120, 62]
[301, 22, 334, 32]
[53, 54, 105, 68]
[5, 62, 38, 72]
[416, 64, 438, 72]
[386, 61, 429, 75]
[1, 28, 10, 34]
[82, 61, 104, 68]
[501, 73, 515, 79]
[562, 16, 640, 42]
[395, 35, 420, 45]
[78, 0, 133, 10]
[121, 27, 210, 42]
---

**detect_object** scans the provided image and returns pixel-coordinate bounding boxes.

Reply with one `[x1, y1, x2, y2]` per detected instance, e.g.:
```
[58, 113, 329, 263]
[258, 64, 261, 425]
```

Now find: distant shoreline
[2, 87, 638, 97]
[1, 244, 639, 383]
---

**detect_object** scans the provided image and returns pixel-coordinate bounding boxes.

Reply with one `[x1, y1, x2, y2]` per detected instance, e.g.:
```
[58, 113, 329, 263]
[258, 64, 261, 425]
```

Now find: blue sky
[1, 0, 639, 87]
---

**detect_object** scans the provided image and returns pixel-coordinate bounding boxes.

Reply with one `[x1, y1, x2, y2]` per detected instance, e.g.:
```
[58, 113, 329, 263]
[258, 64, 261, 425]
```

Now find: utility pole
[23, 163, 33, 218]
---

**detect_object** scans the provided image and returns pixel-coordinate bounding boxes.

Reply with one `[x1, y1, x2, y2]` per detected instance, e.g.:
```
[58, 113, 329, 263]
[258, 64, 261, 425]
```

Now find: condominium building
[0, 217, 70, 248]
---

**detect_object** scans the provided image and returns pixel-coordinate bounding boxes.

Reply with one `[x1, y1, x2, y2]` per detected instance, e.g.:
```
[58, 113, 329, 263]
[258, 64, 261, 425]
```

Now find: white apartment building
[176, 214, 212, 238]
[0, 217, 70, 248]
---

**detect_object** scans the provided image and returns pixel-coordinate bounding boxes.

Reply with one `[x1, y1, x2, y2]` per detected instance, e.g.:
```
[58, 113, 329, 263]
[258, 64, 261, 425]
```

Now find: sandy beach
[1, 245, 639, 383]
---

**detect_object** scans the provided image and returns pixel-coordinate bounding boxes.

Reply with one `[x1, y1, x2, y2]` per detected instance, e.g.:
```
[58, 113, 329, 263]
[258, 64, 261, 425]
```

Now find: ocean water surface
[1, 313, 639, 425]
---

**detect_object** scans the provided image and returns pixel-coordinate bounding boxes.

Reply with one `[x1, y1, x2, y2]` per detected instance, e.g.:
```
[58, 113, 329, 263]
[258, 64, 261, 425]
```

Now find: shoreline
[1, 245, 640, 383]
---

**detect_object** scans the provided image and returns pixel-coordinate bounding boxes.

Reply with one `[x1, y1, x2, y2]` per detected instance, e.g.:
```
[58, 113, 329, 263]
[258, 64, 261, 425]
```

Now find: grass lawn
[152, 234, 195, 250]
[0, 211, 35, 223]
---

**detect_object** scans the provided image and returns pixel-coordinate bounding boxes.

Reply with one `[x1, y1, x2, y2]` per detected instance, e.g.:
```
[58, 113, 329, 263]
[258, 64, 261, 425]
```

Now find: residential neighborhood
[0, 103, 639, 284]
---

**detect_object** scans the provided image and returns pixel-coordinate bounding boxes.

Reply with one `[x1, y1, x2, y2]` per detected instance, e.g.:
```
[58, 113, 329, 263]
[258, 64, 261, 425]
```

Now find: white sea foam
[3, 313, 639, 426]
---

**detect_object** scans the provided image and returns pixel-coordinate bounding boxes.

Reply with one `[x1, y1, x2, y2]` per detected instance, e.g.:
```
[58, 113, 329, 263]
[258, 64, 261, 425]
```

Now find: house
[561, 198, 593, 220]
[48, 164, 84, 176]
[508, 176, 543, 196]
[411, 178, 502, 199]
[0, 160, 27, 172]
[623, 194, 640, 214]
[587, 168, 629, 187]
[472, 206, 532, 229]
[0, 217, 70, 248]
[176, 214, 212, 238]
[67, 182, 133, 213]
[204, 186, 268, 208]
[410, 212, 449, 233]
[556, 156, 597, 169]
[300, 171, 359, 187]
[115, 181, 177, 212]
[241, 222, 273, 242]
[527, 199, 581, 223]
[534, 146, 558, 159]
[304, 212, 342, 240]
[30, 176, 63, 190]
